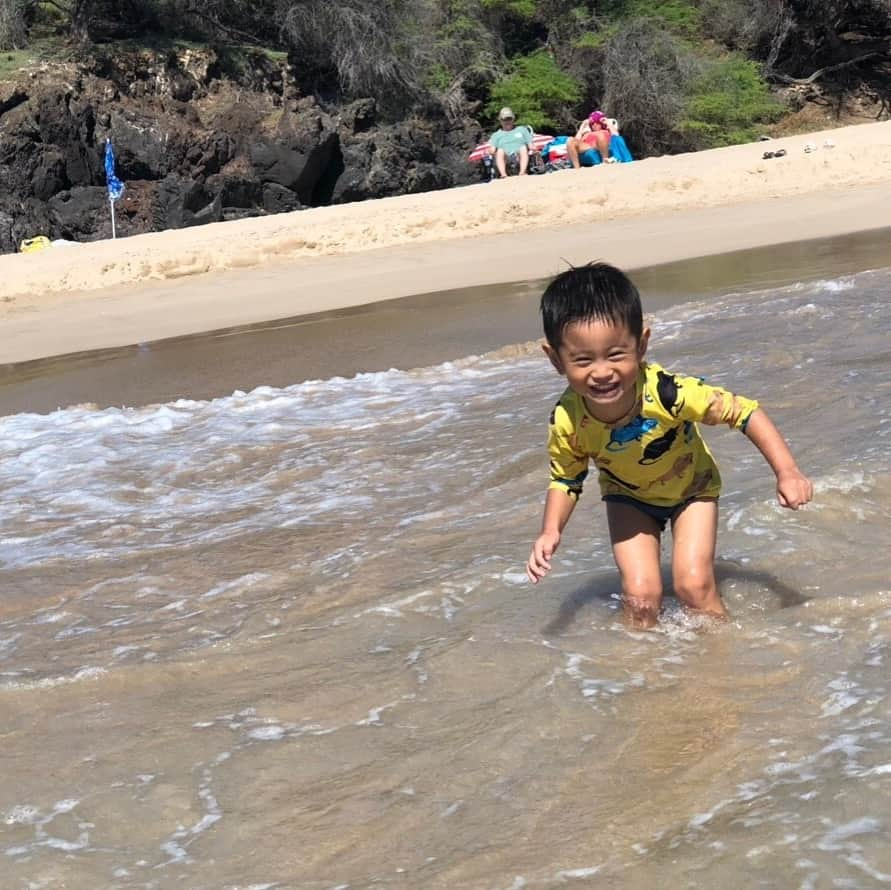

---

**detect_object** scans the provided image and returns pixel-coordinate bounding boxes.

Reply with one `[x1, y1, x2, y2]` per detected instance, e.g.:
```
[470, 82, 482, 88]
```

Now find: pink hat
[589, 110, 606, 124]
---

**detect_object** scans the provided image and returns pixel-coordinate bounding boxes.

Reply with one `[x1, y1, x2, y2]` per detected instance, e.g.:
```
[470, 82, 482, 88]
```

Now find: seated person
[489, 107, 533, 178]
[566, 111, 612, 168]
[567, 110, 633, 167]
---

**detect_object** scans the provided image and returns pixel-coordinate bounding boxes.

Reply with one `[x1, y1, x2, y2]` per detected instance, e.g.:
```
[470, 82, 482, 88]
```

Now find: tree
[699, 0, 891, 87]
[277, 0, 432, 105]
[601, 18, 697, 155]
[164, 0, 279, 45]
[0, 0, 30, 49]
[697, 0, 785, 57]
[38, 0, 98, 41]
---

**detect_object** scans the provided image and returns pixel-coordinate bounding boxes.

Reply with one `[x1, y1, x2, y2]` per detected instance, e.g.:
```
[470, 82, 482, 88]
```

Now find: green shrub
[486, 49, 581, 130]
[627, 0, 701, 36]
[427, 60, 452, 92]
[601, 18, 696, 155]
[429, 4, 498, 86]
[480, 0, 537, 19]
[680, 56, 784, 148]
[571, 23, 620, 51]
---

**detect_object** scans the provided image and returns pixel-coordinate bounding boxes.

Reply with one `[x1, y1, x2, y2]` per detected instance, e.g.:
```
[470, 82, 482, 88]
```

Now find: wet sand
[1, 225, 889, 417]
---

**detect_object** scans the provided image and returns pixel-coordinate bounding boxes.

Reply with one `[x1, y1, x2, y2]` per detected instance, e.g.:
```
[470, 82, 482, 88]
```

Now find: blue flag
[104, 139, 125, 201]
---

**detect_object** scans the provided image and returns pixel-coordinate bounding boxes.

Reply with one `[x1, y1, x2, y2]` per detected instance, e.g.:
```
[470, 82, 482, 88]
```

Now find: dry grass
[768, 92, 885, 137]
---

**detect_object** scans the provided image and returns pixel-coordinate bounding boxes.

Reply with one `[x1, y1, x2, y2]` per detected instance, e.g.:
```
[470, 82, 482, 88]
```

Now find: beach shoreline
[2, 121, 890, 364]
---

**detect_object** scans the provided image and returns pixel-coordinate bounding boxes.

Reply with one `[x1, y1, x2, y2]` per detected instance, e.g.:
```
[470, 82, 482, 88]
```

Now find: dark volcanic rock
[1, 199, 52, 252]
[49, 187, 111, 240]
[249, 114, 337, 205]
[210, 169, 263, 209]
[108, 110, 172, 180]
[153, 175, 223, 229]
[249, 142, 306, 190]
[332, 118, 461, 203]
[0, 84, 28, 116]
[32, 147, 70, 201]
[262, 182, 303, 213]
[0, 46, 484, 254]
[341, 98, 377, 135]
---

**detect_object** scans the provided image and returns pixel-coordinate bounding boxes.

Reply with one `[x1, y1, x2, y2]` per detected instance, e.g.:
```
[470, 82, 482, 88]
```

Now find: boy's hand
[526, 531, 561, 583]
[776, 468, 813, 510]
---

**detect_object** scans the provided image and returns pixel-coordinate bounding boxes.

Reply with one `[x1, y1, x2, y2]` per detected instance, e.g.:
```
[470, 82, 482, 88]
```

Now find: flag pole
[104, 137, 124, 241]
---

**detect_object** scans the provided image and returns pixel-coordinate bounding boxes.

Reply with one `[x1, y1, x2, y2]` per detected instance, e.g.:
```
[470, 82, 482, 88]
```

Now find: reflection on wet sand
[2, 226, 890, 418]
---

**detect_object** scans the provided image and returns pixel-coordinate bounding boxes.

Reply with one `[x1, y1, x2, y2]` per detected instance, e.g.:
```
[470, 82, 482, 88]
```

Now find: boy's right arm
[742, 408, 813, 509]
[526, 487, 577, 583]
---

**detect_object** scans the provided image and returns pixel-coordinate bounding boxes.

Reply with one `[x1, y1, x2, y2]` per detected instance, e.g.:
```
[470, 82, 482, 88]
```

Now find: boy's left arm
[742, 408, 813, 510]
[674, 373, 812, 510]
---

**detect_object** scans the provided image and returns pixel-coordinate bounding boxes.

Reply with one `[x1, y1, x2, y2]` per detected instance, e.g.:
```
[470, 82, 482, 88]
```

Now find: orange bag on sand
[19, 236, 52, 254]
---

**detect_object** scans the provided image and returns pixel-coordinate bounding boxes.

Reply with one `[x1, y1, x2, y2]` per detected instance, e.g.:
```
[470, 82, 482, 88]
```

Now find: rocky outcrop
[0, 46, 482, 254]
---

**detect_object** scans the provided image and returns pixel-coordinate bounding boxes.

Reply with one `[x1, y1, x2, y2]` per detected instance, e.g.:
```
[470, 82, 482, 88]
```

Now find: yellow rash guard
[547, 362, 759, 508]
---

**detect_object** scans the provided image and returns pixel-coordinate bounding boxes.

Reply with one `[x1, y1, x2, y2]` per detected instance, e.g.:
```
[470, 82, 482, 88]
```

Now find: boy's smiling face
[544, 318, 649, 424]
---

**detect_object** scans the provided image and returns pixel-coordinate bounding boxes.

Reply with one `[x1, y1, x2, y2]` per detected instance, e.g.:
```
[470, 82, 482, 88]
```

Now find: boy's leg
[670, 498, 726, 617]
[606, 501, 664, 628]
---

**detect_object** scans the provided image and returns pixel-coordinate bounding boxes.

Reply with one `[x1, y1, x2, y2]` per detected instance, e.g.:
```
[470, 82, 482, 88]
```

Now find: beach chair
[540, 136, 573, 171]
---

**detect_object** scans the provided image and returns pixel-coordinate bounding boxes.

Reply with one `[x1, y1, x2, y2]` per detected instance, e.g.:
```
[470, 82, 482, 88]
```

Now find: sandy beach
[2, 120, 891, 363]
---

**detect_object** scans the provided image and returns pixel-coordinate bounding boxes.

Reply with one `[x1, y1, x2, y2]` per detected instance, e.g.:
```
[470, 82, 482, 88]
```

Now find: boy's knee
[674, 569, 717, 608]
[622, 575, 662, 601]
[621, 576, 662, 624]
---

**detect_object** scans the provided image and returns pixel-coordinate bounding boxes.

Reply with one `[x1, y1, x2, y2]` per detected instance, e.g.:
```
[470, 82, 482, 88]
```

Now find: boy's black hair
[540, 262, 643, 349]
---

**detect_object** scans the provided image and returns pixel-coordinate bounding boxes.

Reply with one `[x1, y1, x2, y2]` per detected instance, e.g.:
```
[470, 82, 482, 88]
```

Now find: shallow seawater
[1, 266, 890, 889]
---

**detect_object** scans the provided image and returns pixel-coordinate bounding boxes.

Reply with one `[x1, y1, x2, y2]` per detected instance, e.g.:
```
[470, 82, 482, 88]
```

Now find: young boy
[525, 263, 813, 627]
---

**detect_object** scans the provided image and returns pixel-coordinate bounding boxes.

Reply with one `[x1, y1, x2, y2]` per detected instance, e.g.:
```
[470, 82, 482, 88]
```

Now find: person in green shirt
[488, 107, 532, 178]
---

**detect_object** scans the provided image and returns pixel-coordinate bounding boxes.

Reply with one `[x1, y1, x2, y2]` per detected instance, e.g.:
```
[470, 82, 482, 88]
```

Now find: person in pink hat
[566, 109, 633, 168]
[566, 110, 613, 168]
